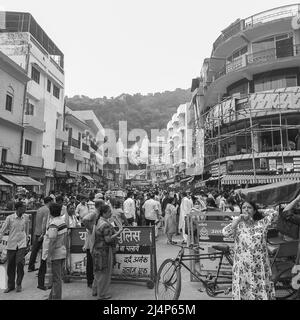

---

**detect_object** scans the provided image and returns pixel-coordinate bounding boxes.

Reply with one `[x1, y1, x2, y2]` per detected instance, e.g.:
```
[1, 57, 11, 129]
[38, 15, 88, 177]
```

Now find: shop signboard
[197, 220, 234, 243]
[187, 211, 238, 279]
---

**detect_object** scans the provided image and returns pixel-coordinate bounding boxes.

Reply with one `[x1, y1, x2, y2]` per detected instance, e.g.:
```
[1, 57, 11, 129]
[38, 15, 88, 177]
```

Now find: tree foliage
[66, 88, 192, 136]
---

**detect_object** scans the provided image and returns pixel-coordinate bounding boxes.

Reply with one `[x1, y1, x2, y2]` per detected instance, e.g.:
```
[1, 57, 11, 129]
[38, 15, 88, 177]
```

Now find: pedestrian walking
[179, 192, 193, 244]
[123, 191, 136, 226]
[142, 193, 159, 229]
[164, 197, 178, 244]
[87, 193, 96, 213]
[82, 199, 105, 292]
[0, 202, 30, 293]
[92, 204, 123, 300]
[28, 196, 53, 272]
[45, 203, 68, 300]
[75, 195, 89, 224]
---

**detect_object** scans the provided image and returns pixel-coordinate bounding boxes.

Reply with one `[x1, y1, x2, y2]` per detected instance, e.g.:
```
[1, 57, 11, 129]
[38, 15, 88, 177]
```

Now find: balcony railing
[214, 45, 300, 80]
[82, 143, 89, 152]
[244, 4, 299, 29]
[90, 141, 98, 151]
[212, 4, 300, 52]
[71, 138, 80, 149]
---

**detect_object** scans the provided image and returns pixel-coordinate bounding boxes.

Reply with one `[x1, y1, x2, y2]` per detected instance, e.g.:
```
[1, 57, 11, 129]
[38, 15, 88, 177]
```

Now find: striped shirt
[47, 216, 68, 260]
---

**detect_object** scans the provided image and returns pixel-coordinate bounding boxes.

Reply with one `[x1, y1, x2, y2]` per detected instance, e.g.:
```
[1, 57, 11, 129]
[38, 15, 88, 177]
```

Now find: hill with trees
[66, 88, 192, 136]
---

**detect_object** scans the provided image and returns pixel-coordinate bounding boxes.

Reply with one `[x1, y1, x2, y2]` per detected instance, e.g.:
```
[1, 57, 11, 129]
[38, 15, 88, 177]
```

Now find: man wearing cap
[0, 202, 30, 293]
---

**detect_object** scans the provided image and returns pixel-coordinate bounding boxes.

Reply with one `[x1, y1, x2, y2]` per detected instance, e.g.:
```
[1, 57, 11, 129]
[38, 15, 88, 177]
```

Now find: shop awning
[68, 171, 81, 179]
[55, 171, 67, 178]
[221, 173, 300, 185]
[1, 174, 43, 186]
[236, 180, 300, 206]
[0, 179, 12, 186]
[166, 178, 175, 184]
[82, 174, 94, 181]
[180, 176, 192, 183]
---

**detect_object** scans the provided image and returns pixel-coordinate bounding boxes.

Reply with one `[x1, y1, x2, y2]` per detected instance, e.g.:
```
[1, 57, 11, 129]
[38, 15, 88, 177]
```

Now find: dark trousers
[7, 248, 26, 289]
[49, 259, 64, 300]
[37, 259, 47, 287]
[127, 217, 134, 226]
[145, 219, 156, 226]
[86, 249, 94, 286]
[28, 235, 43, 270]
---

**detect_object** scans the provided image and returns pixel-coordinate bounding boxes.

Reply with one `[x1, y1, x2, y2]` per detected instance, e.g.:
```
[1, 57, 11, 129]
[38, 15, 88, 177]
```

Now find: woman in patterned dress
[164, 198, 178, 244]
[222, 201, 278, 300]
[92, 204, 123, 300]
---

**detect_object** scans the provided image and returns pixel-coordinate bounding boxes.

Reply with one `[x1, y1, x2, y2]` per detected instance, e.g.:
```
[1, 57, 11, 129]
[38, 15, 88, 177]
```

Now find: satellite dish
[291, 15, 300, 30]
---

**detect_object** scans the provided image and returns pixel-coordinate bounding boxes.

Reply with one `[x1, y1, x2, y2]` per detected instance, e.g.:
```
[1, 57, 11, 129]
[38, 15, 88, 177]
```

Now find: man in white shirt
[179, 192, 193, 244]
[0, 202, 29, 293]
[86, 193, 95, 213]
[142, 193, 159, 227]
[75, 195, 89, 225]
[123, 192, 136, 226]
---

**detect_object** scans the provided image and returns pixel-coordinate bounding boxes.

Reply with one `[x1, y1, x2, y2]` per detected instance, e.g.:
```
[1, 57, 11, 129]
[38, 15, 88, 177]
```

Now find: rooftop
[0, 11, 64, 69]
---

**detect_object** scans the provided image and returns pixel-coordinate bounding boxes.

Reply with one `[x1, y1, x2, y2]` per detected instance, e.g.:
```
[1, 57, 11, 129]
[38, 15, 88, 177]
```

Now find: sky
[0, 0, 297, 98]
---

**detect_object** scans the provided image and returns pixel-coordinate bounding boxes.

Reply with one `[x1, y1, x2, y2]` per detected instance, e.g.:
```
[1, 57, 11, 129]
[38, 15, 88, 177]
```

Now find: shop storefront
[27, 167, 45, 195]
[0, 179, 13, 210]
[54, 171, 68, 193]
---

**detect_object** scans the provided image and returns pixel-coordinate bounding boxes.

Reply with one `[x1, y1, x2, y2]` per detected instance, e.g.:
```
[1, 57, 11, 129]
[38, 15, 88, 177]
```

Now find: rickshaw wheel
[274, 266, 297, 300]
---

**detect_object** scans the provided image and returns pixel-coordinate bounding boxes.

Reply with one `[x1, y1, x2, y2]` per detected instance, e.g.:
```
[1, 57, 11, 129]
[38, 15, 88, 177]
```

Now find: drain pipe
[19, 43, 31, 165]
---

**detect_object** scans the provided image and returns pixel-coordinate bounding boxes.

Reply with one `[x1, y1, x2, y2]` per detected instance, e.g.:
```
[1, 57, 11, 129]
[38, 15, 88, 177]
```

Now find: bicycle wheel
[274, 266, 297, 300]
[155, 259, 181, 300]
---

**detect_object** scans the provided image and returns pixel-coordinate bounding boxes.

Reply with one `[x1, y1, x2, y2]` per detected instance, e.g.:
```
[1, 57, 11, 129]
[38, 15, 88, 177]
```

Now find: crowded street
[1, 1, 300, 308]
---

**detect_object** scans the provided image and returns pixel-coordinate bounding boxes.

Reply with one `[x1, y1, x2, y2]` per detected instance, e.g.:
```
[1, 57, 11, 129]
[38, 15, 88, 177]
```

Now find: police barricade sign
[66, 227, 87, 278]
[187, 210, 238, 281]
[112, 226, 157, 289]
[66, 226, 157, 289]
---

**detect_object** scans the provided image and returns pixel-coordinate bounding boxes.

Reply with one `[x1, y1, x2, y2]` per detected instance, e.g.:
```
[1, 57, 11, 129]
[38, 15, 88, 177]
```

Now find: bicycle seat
[212, 245, 230, 254]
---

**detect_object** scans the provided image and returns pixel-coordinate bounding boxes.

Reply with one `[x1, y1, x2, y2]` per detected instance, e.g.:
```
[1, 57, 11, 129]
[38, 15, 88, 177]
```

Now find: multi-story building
[71, 109, 105, 182]
[0, 51, 43, 202]
[0, 12, 65, 194]
[0, 51, 29, 166]
[191, 4, 300, 188]
[62, 107, 105, 193]
[160, 103, 196, 188]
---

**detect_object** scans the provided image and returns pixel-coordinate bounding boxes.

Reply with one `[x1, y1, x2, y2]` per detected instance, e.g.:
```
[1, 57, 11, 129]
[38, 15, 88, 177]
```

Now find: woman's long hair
[240, 200, 263, 221]
[99, 204, 111, 217]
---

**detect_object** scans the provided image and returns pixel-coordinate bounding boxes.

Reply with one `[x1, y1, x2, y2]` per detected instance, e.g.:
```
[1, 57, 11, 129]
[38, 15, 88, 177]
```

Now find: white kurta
[179, 197, 193, 235]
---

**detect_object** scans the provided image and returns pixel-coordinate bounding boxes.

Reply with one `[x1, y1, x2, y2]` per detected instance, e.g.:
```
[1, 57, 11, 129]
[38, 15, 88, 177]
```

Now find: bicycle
[155, 243, 233, 300]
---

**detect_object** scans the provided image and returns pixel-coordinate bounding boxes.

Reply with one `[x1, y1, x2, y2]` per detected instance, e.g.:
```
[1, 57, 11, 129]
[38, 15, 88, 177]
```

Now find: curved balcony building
[194, 4, 300, 186]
